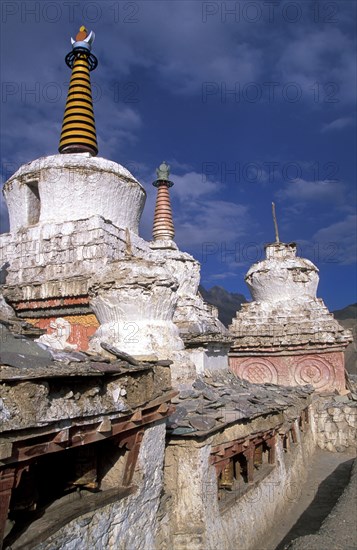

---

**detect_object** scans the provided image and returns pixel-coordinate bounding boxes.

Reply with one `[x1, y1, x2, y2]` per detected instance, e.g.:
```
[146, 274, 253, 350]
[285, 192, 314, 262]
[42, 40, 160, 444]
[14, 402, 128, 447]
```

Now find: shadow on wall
[333, 304, 357, 376]
[0, 262, 10, 284]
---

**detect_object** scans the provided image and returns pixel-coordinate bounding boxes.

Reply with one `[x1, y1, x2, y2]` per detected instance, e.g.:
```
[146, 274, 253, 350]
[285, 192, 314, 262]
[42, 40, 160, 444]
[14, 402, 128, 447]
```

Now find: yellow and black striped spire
[59, 26, 98, 156]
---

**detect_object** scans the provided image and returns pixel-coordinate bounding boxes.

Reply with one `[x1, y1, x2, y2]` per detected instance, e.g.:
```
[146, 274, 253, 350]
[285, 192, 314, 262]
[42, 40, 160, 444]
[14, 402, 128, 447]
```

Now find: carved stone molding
[239, 358, 278, 385]
[294, 356, 334, 391]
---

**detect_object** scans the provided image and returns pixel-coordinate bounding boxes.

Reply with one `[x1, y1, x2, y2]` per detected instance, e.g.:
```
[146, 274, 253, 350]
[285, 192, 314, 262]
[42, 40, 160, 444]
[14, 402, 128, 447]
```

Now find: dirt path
[261, 449, 356, 550]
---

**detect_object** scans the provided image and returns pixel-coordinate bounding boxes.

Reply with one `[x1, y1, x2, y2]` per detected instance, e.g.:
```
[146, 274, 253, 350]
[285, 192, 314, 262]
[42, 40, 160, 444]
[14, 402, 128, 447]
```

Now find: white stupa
[229, 205, 352, 392]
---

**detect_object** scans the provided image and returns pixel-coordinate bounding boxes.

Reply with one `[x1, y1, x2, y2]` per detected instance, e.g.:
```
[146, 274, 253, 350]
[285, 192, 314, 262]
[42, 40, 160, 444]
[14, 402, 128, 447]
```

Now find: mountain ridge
[199, 285, 248, 328]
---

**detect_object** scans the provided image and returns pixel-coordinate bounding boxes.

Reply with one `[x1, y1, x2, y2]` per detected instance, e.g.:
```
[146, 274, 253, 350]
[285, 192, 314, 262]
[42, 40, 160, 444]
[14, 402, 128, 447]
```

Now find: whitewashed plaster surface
[0, 207, 228, 381]
[188, 348, 229, 375]
[164, 418, 316, 550]
[231, 243, 352, 349]
[3, 154, 146, 234]
[88, 259, 184, 358]
[1, 154, 229, 382]
[147, 246, 228, 338]
[0, 216, 144, 292]
[205, 430, 315, 550]
[245, 243, 319, 303]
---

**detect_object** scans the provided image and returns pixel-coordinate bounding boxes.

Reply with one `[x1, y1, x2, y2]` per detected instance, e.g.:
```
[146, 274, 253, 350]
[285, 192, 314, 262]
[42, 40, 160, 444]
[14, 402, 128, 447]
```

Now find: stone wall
[36, 421, 166, 550]
[312, 395, 357, 452]
[0, 215, 144, 293]
[161, 411, 316, 550]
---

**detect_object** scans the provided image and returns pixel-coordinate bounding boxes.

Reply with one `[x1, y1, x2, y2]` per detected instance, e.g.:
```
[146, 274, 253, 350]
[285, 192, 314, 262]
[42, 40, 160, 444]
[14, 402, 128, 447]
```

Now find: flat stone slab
[189, 415, 216, 431]
[0, 324, 53, 368]
[168, 370, 314, 437]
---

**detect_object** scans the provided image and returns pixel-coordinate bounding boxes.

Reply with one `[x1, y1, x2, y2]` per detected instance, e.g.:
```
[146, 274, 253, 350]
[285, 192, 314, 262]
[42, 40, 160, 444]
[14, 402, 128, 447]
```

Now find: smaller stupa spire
[152, 162, 175, 241]
[59, 26, 98, 156]
[271, 202, 280, 243]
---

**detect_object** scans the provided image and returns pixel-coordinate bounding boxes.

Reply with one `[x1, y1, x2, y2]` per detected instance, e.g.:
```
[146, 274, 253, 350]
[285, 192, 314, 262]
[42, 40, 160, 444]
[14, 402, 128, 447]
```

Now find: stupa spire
[59, 26, 98, 156]
[152, 162, 175, 241]
[271, 202, 280, 243]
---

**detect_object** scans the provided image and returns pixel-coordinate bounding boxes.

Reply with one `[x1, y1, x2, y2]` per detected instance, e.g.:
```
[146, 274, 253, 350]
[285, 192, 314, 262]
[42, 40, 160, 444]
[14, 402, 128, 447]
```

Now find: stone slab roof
[0, 321, 163, 379]
[168, 370, 314, 438]
[0, 321, 173, 435]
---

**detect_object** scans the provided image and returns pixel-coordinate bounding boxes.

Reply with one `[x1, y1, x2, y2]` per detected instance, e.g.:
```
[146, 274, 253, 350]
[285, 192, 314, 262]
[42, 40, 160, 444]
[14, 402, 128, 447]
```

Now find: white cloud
[171, 171, 221, 200]
[209, 272, 239, 280]
[97, 105, 143, 157]
[175, 199, 250, 249]
[276, 27, 356, 105]
[164, 170, 251, 250]
[159, 44, 262, 95]
[166, 159, 193, 172]
[312, 214, 357, 265]
[321, 117, 354, 133]
[1, 116, 62, 169]
[276, 179, 344, 203]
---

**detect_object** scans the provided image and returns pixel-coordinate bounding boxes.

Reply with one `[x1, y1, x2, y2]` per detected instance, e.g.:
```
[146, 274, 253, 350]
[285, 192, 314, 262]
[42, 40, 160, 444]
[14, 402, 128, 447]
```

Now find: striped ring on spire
[152, 162, 175, 241]
[59, 27, 98, 156]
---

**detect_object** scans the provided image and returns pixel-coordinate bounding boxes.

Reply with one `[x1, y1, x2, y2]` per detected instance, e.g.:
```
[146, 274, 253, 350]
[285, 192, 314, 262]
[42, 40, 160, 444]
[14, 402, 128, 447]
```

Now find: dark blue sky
[1, 0, 356, 310]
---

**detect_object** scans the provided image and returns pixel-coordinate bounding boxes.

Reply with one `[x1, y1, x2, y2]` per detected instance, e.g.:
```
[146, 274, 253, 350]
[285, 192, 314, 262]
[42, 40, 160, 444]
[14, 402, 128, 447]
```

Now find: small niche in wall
[282, 424, 299, 453]
[25, 179, 41, 225]
[3, 434, 140, 548]
[299, 408, 310, 433]
[214, 437, 275, 511]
